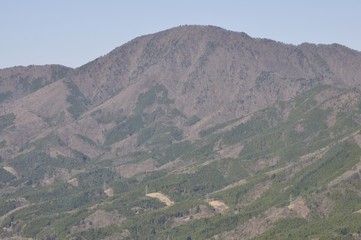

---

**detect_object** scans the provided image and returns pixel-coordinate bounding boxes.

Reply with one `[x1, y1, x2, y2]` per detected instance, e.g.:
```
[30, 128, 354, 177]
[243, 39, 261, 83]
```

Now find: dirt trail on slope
[3, 166, 19, 178]
[212, 179, 248, 194]
[0, 204, 30, 226]
[209, 207, 294, 240]
[146, 192, 174, 206]
[328, 132, 361, 188]
[328, 158, 361, 188]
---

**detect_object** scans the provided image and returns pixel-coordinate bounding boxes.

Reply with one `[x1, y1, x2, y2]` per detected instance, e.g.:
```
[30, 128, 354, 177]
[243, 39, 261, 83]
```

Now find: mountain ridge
[1, 25, 361, 239]
[1, 24, 361, 173]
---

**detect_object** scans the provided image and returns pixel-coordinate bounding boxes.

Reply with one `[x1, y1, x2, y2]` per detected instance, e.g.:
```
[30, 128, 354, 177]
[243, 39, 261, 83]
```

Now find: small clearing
[67, 178, 79, 187]
[3, 166, 18, 178]
[104, 187, 114, 197]
[49, 146, 73, 159]
[208, 200, 229, 213]
[146, 192, 174, 206]
[288, 198, 310, 218]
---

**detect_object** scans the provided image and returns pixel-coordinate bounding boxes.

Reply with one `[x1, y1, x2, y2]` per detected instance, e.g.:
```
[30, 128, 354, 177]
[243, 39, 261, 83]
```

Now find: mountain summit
[1, 26, 361, 239]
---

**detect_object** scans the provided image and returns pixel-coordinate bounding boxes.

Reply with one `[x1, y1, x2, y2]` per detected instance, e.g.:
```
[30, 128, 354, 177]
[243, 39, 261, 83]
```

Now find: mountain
[1, 25, 361, 239]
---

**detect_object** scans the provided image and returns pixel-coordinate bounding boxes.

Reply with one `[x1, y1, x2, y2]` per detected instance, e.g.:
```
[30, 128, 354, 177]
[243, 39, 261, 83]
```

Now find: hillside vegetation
[1, 26, 361, 239]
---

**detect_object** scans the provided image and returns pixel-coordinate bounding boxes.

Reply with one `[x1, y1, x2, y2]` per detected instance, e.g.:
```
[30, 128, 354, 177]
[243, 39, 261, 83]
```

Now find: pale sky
[1, 0, 360, 69]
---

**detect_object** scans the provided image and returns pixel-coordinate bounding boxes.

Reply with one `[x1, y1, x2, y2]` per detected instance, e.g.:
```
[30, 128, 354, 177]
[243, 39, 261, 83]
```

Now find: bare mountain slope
[1, 25, 361, 240]
[1, 26, 360, 161]
[73, 26, 361, 114]
[0, 65, 73, 104]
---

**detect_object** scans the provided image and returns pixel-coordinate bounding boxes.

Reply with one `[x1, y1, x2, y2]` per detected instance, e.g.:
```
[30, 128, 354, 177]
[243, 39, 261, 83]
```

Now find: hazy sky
[1, 0, 360, 69]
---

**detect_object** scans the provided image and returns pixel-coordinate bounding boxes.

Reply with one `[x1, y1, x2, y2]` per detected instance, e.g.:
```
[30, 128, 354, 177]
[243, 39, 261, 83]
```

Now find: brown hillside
[1, 25, 361, 168]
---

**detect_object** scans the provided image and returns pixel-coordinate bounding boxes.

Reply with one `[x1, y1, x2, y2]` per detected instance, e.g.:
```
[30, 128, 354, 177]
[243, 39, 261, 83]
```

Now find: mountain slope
[1, 25, 361, 240]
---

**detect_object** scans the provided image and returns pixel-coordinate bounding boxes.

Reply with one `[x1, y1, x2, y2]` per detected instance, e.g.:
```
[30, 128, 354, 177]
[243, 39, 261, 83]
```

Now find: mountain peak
[1, 25, 361, 240]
